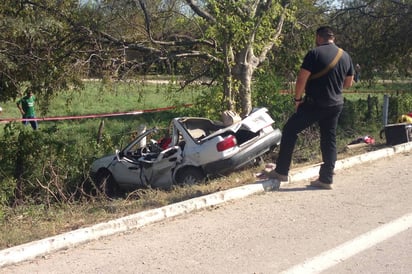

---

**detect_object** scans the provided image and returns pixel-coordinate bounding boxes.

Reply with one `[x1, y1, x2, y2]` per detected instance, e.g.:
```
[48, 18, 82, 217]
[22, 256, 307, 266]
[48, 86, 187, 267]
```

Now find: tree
[266, 0, 329, 82]
[133, 0, 295, 116]
[330, 0, 412, 80]
[0, 1, 101, 111]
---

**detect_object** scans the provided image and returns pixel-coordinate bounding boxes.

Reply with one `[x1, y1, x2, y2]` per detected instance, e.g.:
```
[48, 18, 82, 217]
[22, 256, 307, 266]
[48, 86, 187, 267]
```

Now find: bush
[388, 93, 412, 123]
[0, 122, 116, 208]
[339, 95, 381, 134]
[253, 70, 294, 126]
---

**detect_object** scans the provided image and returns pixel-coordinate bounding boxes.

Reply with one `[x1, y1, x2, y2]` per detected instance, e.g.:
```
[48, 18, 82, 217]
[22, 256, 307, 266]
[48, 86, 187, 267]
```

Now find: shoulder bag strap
[309, 48, 343, 80]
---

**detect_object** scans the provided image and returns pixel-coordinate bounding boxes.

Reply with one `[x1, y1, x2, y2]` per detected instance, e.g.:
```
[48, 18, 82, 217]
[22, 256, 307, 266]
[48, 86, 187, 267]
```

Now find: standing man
[265, 26, 354, 189]
[354, 63, 361, 82]
[17, 90, 38, 130]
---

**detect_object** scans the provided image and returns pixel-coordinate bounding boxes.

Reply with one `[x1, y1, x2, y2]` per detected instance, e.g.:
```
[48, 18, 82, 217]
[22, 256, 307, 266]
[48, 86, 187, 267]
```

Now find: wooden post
[97, 120, 104, 144]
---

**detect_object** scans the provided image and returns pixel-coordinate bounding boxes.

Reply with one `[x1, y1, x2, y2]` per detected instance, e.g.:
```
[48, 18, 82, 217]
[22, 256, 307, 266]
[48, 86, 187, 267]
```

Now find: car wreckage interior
[180, 118, 260, 145]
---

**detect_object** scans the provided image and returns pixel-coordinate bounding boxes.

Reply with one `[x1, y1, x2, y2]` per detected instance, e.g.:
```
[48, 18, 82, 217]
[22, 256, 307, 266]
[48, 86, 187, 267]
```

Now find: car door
[110, 157, 143, 188]
[110, 128, 159, 188]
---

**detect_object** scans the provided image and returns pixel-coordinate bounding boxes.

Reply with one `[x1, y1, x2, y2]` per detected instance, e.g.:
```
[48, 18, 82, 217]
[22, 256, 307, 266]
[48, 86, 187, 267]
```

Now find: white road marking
[281, 212, 412, 274]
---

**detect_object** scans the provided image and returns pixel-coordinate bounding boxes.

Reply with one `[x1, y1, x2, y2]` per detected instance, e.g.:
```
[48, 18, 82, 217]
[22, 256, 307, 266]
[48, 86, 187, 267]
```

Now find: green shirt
[17, 95, 36, 117]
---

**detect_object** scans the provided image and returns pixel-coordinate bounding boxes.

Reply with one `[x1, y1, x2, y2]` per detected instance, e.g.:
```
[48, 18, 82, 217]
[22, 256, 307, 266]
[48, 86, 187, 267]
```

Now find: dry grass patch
[0, 165, 260, 250]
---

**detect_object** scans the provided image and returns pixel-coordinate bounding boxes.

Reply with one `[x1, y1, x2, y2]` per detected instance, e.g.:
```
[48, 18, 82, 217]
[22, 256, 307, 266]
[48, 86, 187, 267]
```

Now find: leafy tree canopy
[330, 0, 411, 79]
[0, 1, 93, 112]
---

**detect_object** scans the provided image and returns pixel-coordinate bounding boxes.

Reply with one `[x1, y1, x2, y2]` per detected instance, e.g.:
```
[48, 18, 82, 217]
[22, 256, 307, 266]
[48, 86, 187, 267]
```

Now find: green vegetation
[2, 1, 410, 115]
[1, 80, 411, 249]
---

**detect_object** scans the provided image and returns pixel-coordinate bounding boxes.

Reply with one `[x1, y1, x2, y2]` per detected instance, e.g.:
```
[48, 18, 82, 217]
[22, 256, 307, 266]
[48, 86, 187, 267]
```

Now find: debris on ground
[347, 135, 375, 149]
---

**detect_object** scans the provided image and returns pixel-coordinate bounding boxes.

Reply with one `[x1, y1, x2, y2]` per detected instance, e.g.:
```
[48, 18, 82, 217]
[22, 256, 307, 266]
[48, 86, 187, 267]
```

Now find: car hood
[91, 154, 116, 172]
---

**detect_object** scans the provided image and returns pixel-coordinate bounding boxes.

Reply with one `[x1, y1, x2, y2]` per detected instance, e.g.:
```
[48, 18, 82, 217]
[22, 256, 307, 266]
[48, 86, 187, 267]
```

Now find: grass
[1, 81, 203, 118]
[0, 80, 409, 250]
[0, 165, 261, 249]
[0, 80, 221, 249]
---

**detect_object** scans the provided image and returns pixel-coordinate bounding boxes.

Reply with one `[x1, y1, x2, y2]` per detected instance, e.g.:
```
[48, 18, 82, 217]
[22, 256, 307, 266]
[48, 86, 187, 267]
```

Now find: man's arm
[295, 68, 311, 100]
[343, 75, 354, 89]
[293, 68, 311, 111]
[16, 101, 24, 115]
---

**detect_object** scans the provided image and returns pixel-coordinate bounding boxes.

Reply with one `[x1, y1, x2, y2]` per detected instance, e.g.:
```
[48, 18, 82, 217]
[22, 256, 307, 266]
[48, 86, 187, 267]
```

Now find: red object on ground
[364, 136, 375, 144]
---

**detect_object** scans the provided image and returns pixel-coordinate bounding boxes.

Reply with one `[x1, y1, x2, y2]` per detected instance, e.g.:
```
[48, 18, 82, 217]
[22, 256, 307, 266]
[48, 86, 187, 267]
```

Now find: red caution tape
[0, 104, 193, 123]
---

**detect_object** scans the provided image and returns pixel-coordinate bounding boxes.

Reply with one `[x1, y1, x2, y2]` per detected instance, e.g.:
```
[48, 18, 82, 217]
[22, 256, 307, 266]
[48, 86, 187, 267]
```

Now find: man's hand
[294, 101, 303, 112]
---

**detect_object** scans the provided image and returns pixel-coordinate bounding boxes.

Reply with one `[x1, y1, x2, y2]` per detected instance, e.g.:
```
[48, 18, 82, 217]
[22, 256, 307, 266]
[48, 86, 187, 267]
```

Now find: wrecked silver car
[90, 107, 282, 194]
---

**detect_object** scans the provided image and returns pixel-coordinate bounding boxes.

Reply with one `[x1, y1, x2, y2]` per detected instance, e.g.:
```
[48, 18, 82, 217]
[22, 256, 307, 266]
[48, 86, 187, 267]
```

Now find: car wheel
[95, 170, 119, 198]
[175, 167, 205, 186]
[253, 155, 265, 167]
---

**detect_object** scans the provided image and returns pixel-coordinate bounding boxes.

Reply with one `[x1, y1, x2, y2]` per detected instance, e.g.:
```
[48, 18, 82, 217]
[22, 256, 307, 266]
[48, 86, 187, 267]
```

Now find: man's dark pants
[22, 116, 38, 130]
[275, 103, 343, 184]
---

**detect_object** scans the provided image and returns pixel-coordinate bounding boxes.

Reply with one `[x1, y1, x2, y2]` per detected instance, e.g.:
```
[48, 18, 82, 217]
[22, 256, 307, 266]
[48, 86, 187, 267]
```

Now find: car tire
[252, 155, 265, 167]
[175, 167, 205, 186]
[95, 170, 119, 198]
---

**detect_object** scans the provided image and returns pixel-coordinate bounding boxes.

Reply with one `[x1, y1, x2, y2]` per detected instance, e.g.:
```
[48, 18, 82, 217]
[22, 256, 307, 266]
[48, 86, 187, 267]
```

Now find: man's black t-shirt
[302, 43, 354, 107]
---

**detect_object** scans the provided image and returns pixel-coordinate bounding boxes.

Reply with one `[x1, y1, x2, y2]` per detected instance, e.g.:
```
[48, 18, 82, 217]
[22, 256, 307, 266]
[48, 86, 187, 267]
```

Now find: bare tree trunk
[97, 120, 105, 144]
[222, 42, 234, 110]
[238, 63, 254, 117]
[233, 48, 258, 117]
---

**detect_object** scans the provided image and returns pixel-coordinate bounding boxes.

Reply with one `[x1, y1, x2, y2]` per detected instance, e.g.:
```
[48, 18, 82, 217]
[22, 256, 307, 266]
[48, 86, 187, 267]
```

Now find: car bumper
[203, 128, 282, 174]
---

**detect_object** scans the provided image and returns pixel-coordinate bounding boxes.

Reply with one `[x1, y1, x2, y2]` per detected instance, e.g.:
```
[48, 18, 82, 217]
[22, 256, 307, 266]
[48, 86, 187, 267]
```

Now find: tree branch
[137, 0, 216, 48]
[185, 0, 216, 23]
[258, 2, 288, 63]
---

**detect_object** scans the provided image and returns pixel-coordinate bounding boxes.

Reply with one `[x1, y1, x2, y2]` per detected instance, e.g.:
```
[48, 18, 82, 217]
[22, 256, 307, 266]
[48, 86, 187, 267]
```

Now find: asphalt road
[1, 151, 412, 274]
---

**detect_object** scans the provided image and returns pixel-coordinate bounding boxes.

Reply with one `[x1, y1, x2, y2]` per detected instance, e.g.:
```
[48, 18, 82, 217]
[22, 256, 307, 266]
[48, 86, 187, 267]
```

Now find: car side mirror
[115, 149, 120, 161]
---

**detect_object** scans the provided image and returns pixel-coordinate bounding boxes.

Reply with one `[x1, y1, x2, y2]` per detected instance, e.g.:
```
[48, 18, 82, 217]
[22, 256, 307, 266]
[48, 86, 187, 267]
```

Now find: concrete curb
[1, 142, 412, 268]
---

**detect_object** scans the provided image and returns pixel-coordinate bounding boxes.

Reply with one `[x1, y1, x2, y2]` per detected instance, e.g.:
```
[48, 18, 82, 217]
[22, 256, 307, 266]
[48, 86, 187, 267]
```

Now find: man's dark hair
[316, 26, 334, 39]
